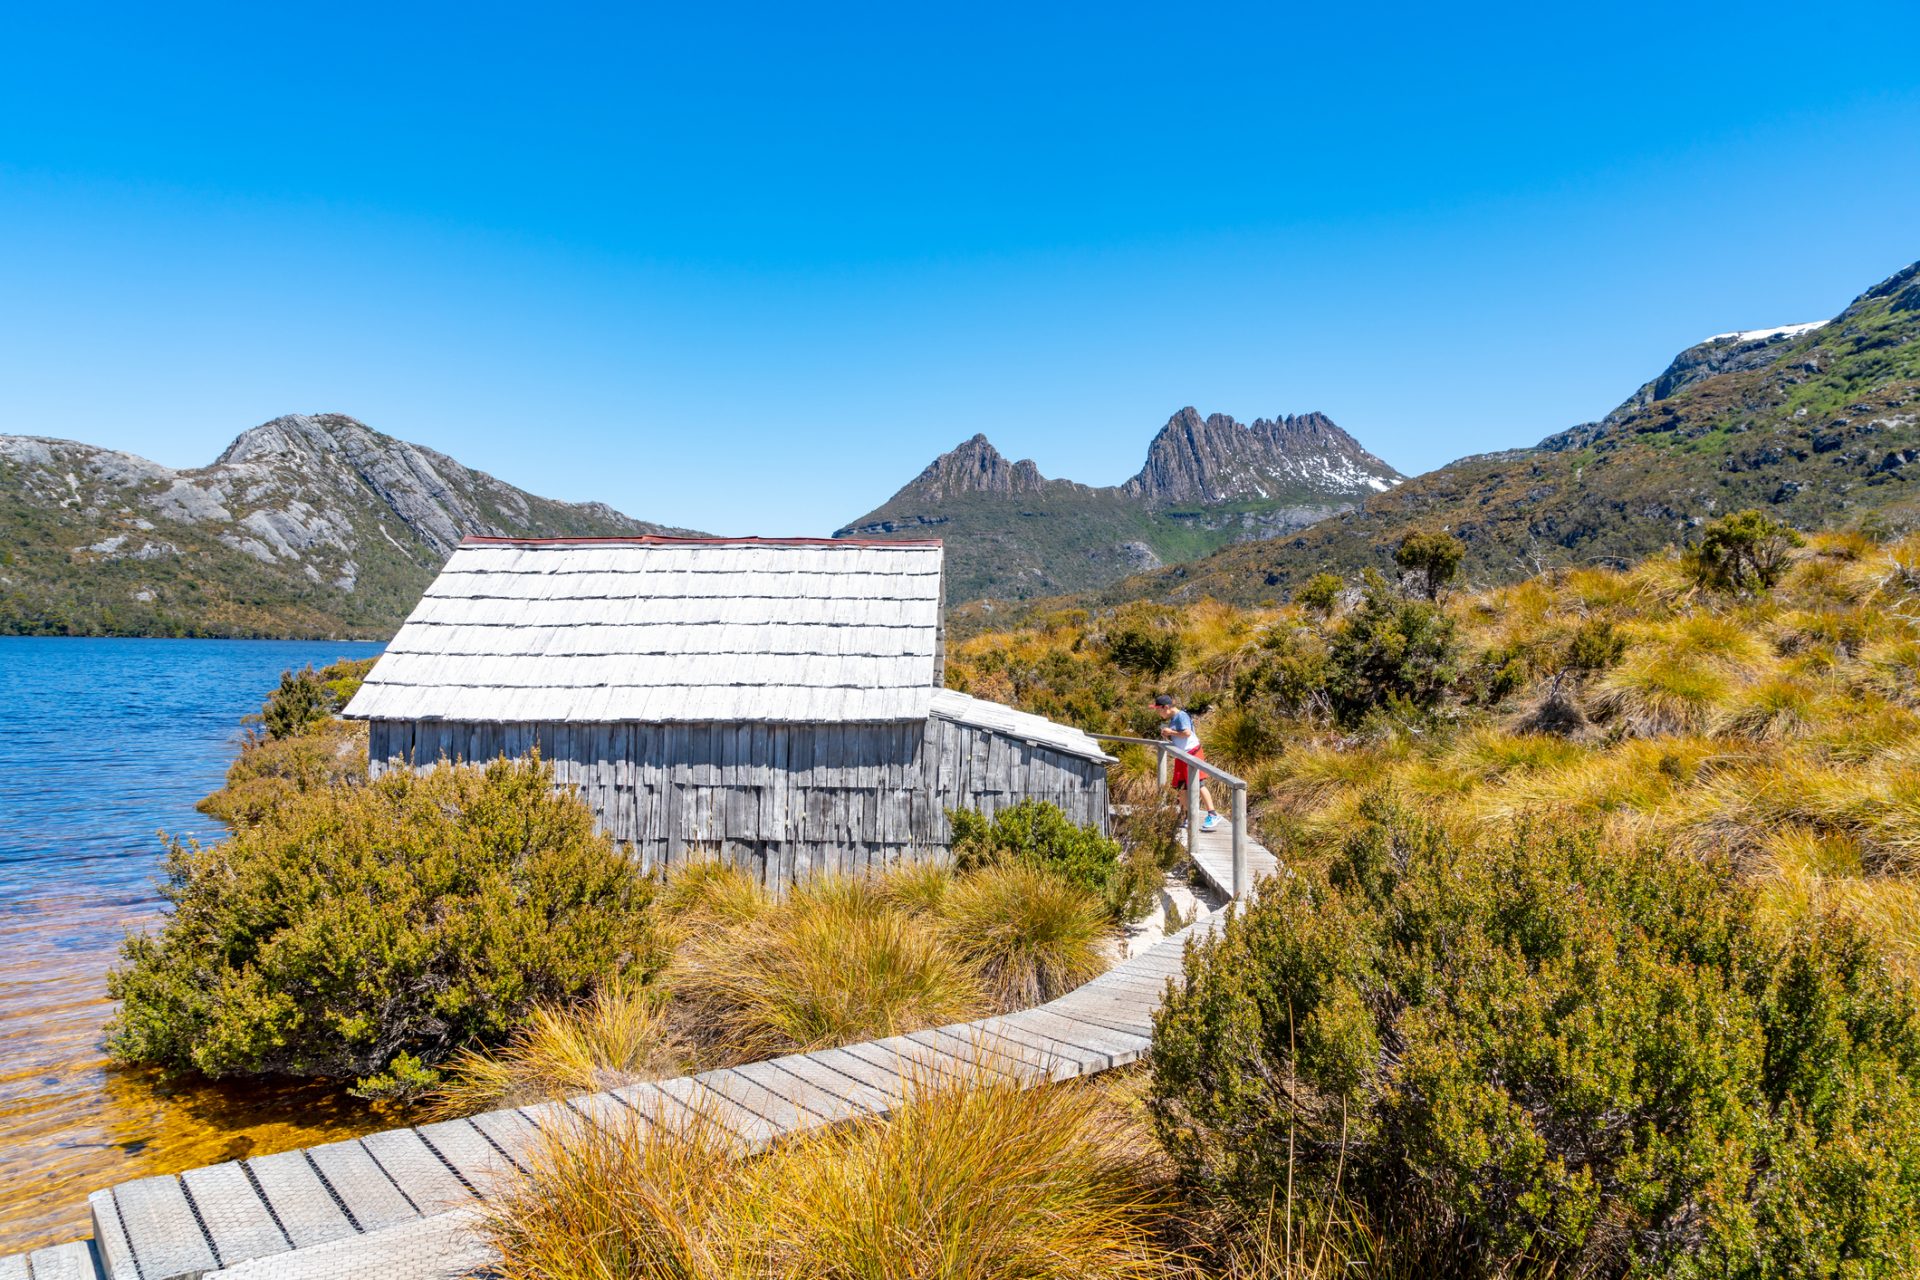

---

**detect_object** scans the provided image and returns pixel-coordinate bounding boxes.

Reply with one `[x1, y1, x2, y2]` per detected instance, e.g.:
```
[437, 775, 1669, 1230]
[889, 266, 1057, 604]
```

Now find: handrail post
[1187, 756, 1202, 857]
[1156, 743, 1169, 787]
[1231, 785, 1248, 899]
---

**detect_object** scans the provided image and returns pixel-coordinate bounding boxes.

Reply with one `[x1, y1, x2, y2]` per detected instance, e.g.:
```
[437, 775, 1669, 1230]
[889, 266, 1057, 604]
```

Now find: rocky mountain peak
[905, 433, 1052, 501]
[1122, 408, 1402, 504]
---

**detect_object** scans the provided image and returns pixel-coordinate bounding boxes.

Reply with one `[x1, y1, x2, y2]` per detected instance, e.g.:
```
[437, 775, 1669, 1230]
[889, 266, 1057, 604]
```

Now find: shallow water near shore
[0, 636, 386, 1254]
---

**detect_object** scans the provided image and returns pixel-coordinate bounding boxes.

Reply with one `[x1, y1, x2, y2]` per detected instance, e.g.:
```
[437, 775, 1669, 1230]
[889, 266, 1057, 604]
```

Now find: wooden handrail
[1087, 733, 1248, 790]
[1090, 732, 1251, 897]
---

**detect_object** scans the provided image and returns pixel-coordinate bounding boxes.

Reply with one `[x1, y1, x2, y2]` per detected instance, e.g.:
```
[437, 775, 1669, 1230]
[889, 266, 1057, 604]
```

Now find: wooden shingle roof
[344, 537, 946, 723]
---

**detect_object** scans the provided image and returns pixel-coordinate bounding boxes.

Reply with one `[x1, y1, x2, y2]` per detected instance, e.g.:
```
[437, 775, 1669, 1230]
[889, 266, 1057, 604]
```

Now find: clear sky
[2, 3, 1916, 536]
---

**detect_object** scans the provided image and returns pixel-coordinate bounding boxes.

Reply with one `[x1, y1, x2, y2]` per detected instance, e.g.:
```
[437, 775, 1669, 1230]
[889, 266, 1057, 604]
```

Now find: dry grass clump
[938, 862, 1110, 1010]
[659, 861, 773, 930]
[876, 859, 954, 918]
[1589, 650, 1732, 736]
[671, 875, 984, 1060]
[431, 984, 685, 1117]
[482, 1071, 1177, 1280]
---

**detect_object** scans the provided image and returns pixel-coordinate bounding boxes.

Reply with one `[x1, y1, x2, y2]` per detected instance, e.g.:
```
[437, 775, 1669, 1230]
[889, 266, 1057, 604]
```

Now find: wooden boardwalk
[11, 831, 1279, 1280]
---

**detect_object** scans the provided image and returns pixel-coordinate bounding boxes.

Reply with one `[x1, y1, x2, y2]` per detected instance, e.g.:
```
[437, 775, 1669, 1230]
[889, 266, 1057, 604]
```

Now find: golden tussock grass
[431, 984, 685, 1118]
[937, 862, 1111, 1010]
[482, 1068, 1178, 1280]
[669, 875, 985, 1061]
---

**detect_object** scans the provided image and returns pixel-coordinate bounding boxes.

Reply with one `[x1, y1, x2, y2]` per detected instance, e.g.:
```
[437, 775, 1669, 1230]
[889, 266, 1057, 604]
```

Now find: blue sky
[2, 3, 1916, 536]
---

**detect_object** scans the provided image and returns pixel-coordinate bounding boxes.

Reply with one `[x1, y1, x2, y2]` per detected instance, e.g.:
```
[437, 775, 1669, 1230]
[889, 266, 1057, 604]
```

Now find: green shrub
[197, 718, 369, 827]
[1149, 802, 1920, 1276]
[1685, 509, 1805, 595]
[950, 799, 1146, 920]
[1563, 616, 1627, 674]
[108, 754, 661, 1101]
[1108, 623, 1181, 676]
[257, 657, 377, 739]
[1292, 572, 1345, 615]
[1325, 573, 1461, 725]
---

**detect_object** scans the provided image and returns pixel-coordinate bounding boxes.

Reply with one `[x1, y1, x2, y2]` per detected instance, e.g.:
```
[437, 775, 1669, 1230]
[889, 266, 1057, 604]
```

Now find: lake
[0, 636, 386, 1253]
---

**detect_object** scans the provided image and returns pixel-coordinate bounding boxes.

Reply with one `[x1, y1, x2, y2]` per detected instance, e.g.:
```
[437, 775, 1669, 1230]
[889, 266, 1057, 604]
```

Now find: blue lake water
[0, 636, 385, 1252]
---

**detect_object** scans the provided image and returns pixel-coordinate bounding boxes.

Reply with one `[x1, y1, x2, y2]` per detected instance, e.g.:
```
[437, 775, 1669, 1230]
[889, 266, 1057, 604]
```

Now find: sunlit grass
[482, 1069, 1178, 1280]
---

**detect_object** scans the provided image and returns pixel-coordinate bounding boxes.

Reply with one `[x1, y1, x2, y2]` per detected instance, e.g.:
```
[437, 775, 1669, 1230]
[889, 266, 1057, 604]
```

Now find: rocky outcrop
[1122, 408, 1401, 504]
[899, 434, 1057, 501]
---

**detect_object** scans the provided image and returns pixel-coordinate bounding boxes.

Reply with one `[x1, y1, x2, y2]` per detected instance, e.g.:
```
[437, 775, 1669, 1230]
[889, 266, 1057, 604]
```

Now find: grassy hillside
[1075, 261, 1920, 610]
[949, 522, 1920, 977]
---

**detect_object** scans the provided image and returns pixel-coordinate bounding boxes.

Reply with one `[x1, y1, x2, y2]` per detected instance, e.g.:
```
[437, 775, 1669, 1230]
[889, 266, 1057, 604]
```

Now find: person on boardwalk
[1153, 694, 1221, 830]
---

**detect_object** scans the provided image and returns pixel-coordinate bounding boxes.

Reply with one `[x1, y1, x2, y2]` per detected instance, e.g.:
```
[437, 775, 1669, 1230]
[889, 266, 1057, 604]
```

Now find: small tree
[1325, 572, 1460, 725]
[1685, 508, 1804, 594]
[1393, 531, 1465, 600]
[1291, 572, 1344, 616]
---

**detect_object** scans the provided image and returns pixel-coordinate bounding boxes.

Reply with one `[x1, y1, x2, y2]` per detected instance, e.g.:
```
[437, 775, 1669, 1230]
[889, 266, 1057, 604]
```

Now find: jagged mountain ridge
[0, 412, 694, 638]
[838, 407, 1402, 602]
[1056, 259, 1920, 610]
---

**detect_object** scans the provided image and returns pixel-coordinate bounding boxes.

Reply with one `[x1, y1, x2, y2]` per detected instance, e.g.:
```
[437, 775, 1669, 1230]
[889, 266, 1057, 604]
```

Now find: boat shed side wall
[366, 717, 1108, 887]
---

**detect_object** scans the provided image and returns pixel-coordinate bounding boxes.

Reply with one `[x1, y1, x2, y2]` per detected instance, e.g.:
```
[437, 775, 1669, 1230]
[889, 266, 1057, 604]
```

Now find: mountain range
[0, 414, 692, 638]
[837, 409, 1402, 601]
[5, 258, 1915, 639]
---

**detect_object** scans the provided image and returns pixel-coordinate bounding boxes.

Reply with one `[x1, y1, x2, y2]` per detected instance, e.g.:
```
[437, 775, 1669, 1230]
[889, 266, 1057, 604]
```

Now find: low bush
[108, 754, 663, 1101]
[481, 1069, 1175, 1280]
[939, 862, 1110, 1009]
[1149, 803, 1920, 1276]
[1686, 508, 1805, 595]
[196, 717, 368, 827]
[949, 798, 1147, 919]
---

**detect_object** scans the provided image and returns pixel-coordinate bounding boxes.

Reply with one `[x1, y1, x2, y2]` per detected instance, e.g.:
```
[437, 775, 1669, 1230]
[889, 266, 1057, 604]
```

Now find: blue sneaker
[1201, 812, 1221, 831]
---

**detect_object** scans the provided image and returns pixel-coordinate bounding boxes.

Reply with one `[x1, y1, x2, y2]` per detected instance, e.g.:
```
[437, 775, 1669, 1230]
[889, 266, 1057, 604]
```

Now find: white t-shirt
[1166, 708, 1200, 752]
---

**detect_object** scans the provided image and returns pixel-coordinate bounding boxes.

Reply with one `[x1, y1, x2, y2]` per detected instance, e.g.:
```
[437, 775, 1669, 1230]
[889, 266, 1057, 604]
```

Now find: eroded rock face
[1122, 408, 1402, 505]
[902, 434, 1057, 501]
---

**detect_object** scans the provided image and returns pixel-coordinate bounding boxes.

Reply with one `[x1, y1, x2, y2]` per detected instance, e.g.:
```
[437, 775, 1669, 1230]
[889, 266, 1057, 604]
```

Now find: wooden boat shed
[343, 536, 1114, 886]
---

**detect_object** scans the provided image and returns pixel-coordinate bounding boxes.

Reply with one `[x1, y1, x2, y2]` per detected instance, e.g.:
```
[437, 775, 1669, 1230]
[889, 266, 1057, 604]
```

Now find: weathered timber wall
[365, 718, 1108, 888]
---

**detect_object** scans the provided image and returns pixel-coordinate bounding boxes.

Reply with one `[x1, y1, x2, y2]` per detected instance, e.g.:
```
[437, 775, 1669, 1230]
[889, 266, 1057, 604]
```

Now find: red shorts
[1172, 748, 1207, 789]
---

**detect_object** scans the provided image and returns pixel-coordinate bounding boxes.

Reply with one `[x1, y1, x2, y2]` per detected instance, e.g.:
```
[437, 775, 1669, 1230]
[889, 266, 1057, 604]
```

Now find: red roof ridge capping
[459, 534, 943, 548]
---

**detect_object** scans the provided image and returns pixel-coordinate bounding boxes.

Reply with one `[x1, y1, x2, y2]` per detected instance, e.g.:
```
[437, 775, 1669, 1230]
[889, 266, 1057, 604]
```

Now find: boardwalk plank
[767, 1051, 899, 1114]
[109, 1177, 217, 1280]
[304, 1140, 420, 1234]
[205, 1209, 491, 1280]
[0, 1254, 28, 1280]
[693, 1066, 828, 1133]
[413, 1119, 520, 1192]
[26, 1241, 101, 1280]
[652, 1077, 777, 1144]
[357, 1129, 472, 1214]
[729, 1058, 864, 1126]
[466, 1108, 544, 1167]
[178, 1163, 287, 1268]
[243, 1150, 353, 1248]
[87, 1190, 137, 1280]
